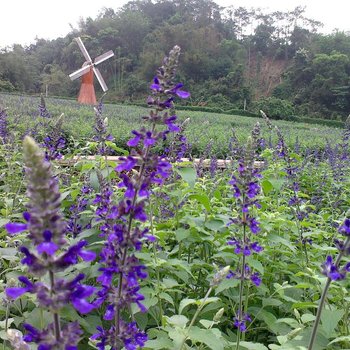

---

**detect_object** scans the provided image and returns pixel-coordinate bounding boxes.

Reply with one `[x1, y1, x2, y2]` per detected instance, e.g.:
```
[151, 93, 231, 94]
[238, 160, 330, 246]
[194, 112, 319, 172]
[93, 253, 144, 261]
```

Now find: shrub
[254, 97, 295, 119]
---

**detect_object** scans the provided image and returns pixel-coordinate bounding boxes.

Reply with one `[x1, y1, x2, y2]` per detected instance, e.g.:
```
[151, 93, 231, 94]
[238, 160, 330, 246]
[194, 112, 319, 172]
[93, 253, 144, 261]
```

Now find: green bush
[0, 79, 16, 92]
[254, 97, 295, 119]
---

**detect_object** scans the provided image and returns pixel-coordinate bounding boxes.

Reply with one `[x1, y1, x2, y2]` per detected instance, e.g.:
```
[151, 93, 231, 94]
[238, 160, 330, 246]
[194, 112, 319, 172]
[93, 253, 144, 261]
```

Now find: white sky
[1, 0, 350, 49]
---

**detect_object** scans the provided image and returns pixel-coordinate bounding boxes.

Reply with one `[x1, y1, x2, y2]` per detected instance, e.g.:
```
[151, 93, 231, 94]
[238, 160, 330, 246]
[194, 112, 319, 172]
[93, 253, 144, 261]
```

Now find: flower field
[0, 47, 350, 350]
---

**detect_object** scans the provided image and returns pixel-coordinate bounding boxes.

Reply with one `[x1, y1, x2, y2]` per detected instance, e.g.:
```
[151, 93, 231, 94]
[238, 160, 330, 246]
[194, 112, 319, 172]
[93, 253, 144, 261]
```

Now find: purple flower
[251, 241, 263, 253]
[6, 276, 35, 299]
[247, 182, 260, 198]
[23, 322, 82, 350]
[150, 76, 162, 91]
[233, 314, 251, 332]
[127, 131, 142, 147]
[167, 83, 190, 99]
[55, 240, 96, 269]
[37, 230, 58, 255]
[70, 282, 95, 314]
[144, 131, 156, 146]
[0, 108, 9, 143]
[248, 217, 260, 234]
[165, 116, 180, 132]
[250, 272, 262, 286]
[322, 256, 345, 280]
[339, 218, 350, 236]
[5, 222, 28, 235]
[116, 156, 137, 172]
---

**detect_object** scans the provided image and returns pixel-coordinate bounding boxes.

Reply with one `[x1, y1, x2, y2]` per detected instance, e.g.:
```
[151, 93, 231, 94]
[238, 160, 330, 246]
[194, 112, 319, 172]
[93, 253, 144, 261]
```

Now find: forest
[1, 0, 350, 120]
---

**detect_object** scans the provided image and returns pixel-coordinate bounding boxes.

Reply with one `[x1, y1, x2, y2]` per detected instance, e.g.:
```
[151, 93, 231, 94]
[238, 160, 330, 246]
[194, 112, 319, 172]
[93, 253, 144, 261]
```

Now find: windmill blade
[93, 67, 108, 92]
[69, 65, 91, 81]
[94, 50, 114, 65]
[75, 37, 92, 63]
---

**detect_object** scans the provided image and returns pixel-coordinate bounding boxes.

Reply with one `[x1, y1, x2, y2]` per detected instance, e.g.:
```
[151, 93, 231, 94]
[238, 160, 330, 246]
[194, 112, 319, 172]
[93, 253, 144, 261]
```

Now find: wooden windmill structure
[69, 37, 114, 105]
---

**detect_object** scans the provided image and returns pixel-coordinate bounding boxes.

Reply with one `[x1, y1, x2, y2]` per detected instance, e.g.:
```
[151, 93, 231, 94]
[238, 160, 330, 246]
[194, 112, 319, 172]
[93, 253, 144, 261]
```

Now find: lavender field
[0, 47, 350, 350]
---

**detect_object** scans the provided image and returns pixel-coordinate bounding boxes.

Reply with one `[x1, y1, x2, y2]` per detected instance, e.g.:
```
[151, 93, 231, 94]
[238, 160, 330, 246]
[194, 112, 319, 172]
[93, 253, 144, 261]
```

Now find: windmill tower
[69, 37, 114, 105]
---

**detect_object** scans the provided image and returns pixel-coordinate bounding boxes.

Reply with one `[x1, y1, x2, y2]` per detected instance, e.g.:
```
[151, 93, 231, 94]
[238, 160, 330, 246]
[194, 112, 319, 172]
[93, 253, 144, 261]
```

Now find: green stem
[179, 287, 213, 350]
[236, 222, 247, 350]
[49, 271, 61, 341]
[308, 236, 350, 350]
[242, 284, 250, 341]
[150, 200, 163, 326]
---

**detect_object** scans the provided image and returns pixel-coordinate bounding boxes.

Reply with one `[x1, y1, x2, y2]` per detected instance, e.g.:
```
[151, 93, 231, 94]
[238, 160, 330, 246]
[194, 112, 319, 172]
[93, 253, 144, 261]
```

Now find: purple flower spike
[93, 46, 187, 350]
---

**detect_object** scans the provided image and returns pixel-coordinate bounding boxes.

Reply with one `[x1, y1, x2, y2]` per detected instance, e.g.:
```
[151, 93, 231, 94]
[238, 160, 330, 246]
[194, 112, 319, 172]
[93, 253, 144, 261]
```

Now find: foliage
[1, 1, 350, 120]
[253, 97, 295, 120]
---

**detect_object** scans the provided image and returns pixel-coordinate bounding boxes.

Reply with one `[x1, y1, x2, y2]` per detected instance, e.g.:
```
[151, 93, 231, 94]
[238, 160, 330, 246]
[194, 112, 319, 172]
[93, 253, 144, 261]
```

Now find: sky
[1, 0, 350, 49]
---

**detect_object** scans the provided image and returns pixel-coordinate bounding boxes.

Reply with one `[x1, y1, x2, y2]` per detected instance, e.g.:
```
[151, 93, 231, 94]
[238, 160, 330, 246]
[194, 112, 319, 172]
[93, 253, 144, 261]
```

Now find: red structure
[77, 68, 97, 105]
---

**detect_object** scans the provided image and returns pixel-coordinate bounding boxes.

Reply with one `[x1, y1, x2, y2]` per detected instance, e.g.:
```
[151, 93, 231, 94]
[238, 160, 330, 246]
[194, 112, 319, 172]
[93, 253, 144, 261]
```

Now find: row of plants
[0, 47, 350, 350]
[0, 92, 344, 159]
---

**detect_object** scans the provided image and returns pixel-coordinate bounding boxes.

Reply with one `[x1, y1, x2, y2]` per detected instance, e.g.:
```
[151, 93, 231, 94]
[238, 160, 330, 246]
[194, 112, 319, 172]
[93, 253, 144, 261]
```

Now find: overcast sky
[1, 0, 350, 49]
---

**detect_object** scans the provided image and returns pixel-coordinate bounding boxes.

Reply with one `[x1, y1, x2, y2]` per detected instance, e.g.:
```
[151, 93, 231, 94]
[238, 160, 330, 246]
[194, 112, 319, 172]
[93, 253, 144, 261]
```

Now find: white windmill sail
[69, 37, 114, 92]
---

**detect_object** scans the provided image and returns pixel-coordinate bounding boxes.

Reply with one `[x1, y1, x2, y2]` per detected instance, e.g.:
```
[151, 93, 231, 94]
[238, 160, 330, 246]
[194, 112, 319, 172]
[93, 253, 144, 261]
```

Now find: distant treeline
[1, 0, 350, 121]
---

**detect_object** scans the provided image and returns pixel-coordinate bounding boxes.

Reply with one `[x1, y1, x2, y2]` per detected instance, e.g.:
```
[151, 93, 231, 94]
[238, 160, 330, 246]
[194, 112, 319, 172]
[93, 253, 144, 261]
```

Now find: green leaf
[261, 179, 273, 195]
[301, 314, 315, 323]
[105, 141, 128, 155]
[215, 278, 239, 294]
[89, 171, 100, 191]
[144, 334, 173, 349]
[0, 218, 10, 227]
[268, 234, 296, 252]
[168, 328, 186, 348]
[199, 319, 214, 329]
[189, 193, 211, 211]
[269, 178, 285, 191]
[176, 167, 197, 188]
[159, 292, 174, 305]
[328, 335, 350, 345]
[188, 326, 224, 350]
[0, 318, 13, 329]
[321, 308, 344, 337]
[205, 219, 224, 232]
[291, 302, 317, 310]
[246, 258, 264, 274]
[0, 248, 18, 261]
[175, 228, 190, 242]
[239, 341, 269, 349]
[179, 299, 197, 314]
[262, 298, 283, 307]
[167, 315, 189, 328]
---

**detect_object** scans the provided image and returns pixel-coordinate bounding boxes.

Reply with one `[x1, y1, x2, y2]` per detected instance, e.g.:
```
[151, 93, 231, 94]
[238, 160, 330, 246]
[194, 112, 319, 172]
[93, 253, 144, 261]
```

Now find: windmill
[69, 37, 114, 105]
